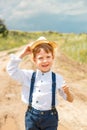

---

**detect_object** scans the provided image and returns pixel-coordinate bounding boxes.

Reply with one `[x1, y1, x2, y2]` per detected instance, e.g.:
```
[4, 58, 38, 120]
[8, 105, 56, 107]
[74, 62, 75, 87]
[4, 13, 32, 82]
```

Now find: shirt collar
[36, 69, 52, 77]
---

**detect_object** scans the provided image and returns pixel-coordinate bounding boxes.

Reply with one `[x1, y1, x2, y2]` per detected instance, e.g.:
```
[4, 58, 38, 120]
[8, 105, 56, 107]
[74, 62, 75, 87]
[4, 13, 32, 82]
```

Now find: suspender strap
[29, 72, 36, 106]
[52, 72, 56, 109]
[29, 72, 56, 108]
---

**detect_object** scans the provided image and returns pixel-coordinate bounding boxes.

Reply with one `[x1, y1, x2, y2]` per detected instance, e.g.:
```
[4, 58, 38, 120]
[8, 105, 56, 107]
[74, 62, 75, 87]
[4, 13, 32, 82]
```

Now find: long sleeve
[6, 54, 32, 84]
[56, 74, 67, 100]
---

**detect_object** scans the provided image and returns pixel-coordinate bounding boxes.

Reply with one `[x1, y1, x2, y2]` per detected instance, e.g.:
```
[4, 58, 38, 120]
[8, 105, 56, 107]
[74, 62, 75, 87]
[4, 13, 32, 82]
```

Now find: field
[0, 31, 87, 130]
[0, 31, 87, 63]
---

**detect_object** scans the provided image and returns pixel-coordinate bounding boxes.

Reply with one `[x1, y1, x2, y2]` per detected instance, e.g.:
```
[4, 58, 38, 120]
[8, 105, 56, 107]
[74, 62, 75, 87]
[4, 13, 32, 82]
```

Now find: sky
[0, 0, 87, 33]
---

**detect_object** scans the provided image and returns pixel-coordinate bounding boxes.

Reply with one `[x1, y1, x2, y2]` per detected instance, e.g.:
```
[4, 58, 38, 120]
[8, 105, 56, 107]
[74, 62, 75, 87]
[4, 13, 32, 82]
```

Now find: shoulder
[52, 72, 65, 88]
[22, 69, 35, 77]
[52, 72, 63, 80]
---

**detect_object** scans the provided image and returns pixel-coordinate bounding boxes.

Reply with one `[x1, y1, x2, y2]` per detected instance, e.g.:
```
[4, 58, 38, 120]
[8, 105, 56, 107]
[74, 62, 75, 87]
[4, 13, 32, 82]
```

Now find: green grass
[60, 33, 87, 63]
[0, 30, 87, 64]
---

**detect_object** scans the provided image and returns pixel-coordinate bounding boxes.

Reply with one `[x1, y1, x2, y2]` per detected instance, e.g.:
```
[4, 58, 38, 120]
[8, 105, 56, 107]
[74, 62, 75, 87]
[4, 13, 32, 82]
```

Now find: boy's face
[33, 48, 54, 72]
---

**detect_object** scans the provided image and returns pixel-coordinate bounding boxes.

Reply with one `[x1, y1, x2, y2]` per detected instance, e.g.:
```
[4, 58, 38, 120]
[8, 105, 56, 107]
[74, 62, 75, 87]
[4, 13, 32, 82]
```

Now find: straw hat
[30, 36, 57, 49]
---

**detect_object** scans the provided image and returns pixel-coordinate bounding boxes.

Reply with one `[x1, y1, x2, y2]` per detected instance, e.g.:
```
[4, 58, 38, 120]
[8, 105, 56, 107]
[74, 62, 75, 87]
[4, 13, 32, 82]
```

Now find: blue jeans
[25, 107, 58, 130]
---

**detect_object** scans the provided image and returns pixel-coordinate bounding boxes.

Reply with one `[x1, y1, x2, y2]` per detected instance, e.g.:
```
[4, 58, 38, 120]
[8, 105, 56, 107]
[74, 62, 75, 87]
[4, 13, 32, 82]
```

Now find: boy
[7, 36, 73, 130]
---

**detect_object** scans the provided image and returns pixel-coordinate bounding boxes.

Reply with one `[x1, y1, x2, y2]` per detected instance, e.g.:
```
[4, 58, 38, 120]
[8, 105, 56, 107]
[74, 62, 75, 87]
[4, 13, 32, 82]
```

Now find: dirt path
[1, 119, 69, 130]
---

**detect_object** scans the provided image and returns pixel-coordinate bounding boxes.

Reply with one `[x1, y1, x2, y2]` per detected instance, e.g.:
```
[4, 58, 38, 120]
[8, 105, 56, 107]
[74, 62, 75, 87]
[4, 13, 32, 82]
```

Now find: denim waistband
[27, 106, 57, 115]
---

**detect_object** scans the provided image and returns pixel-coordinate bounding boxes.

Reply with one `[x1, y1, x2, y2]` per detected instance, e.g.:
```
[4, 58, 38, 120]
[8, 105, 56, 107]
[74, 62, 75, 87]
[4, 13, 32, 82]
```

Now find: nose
[43, 58, 47, 63]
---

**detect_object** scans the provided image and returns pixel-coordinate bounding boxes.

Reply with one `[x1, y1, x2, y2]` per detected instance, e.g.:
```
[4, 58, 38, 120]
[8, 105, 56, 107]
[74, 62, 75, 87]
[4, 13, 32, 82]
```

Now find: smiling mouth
[42, 64, 49, 67]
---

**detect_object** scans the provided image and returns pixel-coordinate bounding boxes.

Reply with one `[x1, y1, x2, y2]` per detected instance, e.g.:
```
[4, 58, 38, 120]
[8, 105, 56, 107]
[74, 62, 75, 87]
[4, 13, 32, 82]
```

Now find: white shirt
[7, 54, 67, 110]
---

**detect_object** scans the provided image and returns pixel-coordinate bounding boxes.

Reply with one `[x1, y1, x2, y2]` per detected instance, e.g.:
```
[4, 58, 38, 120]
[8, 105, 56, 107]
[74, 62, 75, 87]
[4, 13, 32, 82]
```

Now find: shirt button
[42, 73, 44, 75]
[38, 90, 41, 92]
[41, 80, 43, 82]
[36, 101, 38, 103]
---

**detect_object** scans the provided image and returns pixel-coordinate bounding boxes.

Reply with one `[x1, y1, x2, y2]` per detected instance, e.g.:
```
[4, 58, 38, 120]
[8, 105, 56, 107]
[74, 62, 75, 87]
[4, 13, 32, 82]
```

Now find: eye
[38, 57, 43, 60]
[47, 56, 51, 59]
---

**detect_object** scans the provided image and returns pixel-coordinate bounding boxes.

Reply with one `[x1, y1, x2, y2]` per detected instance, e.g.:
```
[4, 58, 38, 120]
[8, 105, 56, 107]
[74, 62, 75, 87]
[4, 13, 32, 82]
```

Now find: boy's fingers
[62, 86, 69, 89]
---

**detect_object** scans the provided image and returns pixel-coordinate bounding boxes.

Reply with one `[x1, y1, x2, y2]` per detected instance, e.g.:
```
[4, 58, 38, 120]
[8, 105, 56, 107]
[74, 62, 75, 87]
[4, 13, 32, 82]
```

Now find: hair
[32, 43, 54, 58]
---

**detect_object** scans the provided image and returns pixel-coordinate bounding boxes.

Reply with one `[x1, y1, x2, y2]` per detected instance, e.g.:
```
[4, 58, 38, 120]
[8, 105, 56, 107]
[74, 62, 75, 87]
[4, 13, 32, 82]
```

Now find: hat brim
[30, 40, 57, 50]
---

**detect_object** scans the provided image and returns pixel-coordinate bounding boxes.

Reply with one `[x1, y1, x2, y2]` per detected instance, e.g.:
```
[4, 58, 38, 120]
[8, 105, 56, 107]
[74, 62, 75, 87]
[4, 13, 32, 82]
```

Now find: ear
[52, 54, 54, 59]
[33, 57, 36, 62]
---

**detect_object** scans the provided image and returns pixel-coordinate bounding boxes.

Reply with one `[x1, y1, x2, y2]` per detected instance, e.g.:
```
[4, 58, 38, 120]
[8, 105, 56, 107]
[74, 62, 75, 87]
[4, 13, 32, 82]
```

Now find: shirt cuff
[10, 54, 22, 62]
[62, 80, 67, 87]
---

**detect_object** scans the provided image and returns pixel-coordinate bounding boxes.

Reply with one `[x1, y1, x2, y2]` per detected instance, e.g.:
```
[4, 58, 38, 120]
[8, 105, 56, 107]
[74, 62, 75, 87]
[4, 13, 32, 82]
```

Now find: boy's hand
[19, 45, 32, 59]
[62, 86, 69, 94]
[62, 86, 74, 102]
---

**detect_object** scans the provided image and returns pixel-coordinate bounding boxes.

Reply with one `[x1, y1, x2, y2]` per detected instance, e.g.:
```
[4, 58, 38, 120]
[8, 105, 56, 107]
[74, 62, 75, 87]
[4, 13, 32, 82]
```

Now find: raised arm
[18, 45, 32, 59]
[7, 45, 32, 83]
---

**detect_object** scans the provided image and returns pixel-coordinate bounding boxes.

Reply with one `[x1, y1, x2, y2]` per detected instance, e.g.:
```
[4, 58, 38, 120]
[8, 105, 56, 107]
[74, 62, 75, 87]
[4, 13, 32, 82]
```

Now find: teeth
[42, 65, 48, 67]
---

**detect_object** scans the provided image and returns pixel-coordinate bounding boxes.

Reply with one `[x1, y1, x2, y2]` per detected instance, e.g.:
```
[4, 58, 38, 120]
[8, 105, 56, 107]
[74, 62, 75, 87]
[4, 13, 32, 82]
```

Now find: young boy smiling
[7, 36, 73, 130]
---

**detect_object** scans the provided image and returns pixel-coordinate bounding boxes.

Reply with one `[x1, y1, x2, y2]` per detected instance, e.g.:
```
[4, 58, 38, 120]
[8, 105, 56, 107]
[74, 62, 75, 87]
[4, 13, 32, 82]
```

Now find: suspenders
[52, 72, 56, 108]
[29, 72, 36, 106]
[29, 72, 56, 109]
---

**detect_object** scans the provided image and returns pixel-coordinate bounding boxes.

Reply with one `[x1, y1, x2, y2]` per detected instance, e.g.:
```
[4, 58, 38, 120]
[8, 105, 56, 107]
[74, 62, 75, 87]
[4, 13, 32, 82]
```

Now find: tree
[0, 19, 8, 37]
